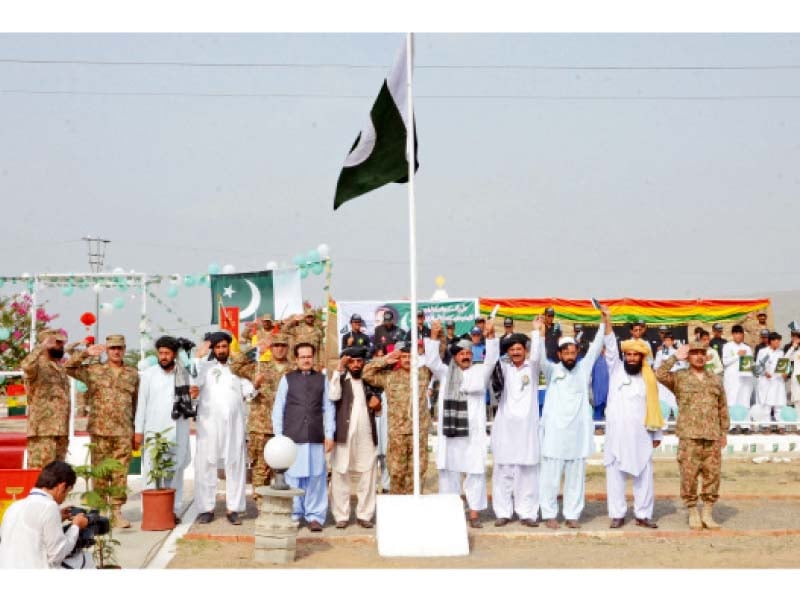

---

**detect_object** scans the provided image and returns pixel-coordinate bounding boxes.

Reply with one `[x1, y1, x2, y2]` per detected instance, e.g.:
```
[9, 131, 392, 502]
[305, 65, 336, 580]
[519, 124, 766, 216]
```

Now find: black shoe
[335, 520, 348, 529]
[635, 518, 658, 529]
[520, 518, 539, 527]
[494, 518, 510, 527]
[609, 518, 625, 529]
[357, 519, 374, 529]
[226, 512, 242, 526]
[196, 512, 214, 524]
[308, 520, 323, 532]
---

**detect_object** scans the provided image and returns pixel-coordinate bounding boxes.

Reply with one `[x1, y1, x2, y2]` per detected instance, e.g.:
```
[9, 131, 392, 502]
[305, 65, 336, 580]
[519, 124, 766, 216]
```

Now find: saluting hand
[385, 349, 401, 365]
[86, 344, 106, 357]
[430, 320, 442, 340]
[675, 344, 690, 362]
[196, 340, 211, 358]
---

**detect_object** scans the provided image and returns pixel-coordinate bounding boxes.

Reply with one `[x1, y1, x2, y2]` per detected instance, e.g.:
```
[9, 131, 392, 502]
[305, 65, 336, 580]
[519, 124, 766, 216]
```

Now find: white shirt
[490, 331, 541, 466]
[0, 489, 79, 569]
[329, 372, 377, 473]
[603, 334, 663, 477]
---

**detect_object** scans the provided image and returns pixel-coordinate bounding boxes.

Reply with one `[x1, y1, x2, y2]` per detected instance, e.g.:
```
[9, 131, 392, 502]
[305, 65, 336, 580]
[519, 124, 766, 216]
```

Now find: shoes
[335, 521, 348, 529]
[700, 504, 720, 530]
[635, 518, 658, 529]
[688, 507, 703, 530]
[196, 512, 214, 524]
[494, 518, 510, 527]
[226, 512, 242, 526]
[308, 520, 323, 532]
[519, 518, 539, 528]
[609, 518, 625, 529]
[545, 519, 559, 530]
[565, 519, 581, 529]
[357, 519, 374, 529]
[469, 518, 483, 529]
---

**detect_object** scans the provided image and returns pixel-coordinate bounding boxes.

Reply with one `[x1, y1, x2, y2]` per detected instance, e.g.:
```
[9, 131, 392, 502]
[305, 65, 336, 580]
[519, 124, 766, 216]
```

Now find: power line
[2, 88, 800, 100]
[2, 58, 800, 71]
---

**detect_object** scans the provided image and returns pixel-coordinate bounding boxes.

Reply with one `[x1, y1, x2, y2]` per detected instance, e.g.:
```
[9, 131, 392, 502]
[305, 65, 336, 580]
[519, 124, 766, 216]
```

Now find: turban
[620, 339, 663, 431]
[155, 336, 179, 352]
[341, 346, 368, 359]
[500, 333, 529, 355]
[208, 331, 233, 347]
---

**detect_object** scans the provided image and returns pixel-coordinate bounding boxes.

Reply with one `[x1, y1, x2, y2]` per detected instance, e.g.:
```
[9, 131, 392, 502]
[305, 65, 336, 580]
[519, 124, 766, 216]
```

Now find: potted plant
[72, 444, 127, 569]
[141, 428, 178, 531]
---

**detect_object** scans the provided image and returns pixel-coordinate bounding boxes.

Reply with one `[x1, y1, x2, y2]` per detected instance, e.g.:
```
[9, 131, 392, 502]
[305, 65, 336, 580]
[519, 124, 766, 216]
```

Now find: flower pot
[141, 488, 176, 531]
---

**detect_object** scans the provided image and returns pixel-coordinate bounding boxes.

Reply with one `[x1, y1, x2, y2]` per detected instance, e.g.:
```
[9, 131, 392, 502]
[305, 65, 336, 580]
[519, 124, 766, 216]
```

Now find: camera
[64, 507, 110, 553]
[171, 394, 196, 419]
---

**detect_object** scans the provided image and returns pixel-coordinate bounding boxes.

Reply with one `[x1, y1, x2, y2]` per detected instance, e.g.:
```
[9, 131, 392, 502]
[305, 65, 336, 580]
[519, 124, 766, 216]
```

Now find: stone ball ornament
[264, 435, 297, 490]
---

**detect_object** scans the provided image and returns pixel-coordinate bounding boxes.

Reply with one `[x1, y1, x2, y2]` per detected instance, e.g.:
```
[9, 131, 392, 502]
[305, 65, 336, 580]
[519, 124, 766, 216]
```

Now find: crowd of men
[3, 303, 796, 567]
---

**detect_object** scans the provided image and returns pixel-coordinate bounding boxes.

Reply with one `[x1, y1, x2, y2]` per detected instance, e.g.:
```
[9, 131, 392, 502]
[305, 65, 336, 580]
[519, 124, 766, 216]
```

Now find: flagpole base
[376, 494, 469, 557]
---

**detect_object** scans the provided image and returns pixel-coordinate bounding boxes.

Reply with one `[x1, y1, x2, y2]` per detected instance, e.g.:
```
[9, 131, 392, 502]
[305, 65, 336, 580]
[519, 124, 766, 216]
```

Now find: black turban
[341, 346, 368, 359]
[500, 333, 529, 355]
[155, 336, 179, 352]
[208, 331, 233, 347]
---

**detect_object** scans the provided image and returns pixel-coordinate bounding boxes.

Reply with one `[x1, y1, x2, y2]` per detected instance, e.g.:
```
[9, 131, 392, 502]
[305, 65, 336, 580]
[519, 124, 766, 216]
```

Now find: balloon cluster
[291, 243, 330, 279]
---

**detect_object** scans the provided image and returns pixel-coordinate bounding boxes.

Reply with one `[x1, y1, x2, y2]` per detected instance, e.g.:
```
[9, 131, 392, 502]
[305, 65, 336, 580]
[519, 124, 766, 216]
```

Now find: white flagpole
[406, 32, 421, 497]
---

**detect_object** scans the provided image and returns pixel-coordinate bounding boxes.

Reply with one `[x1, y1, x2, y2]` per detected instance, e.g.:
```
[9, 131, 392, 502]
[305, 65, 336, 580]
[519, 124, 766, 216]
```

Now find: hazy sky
[1, 32, 799, 343]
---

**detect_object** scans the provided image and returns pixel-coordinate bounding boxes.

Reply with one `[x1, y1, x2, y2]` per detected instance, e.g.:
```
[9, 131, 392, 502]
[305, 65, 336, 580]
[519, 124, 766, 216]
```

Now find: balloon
[77, 278, 89, 289]
[0, 375, 5, 385]
[222, 264, 236, 274]
[100, 302, 113, 315]
[116, 278, 128, 291]
[112, 297, 125, 310]
[780, 406, 797, 423]
[659, 400, 672, 420]
[317, 243, 330, 259]
[183, 275, 196, 287]
[0, 279, 4, 288]
[112, 267, 125, 275]
[310, 261, 324, 275]
[92, 283, 103, 294]
[435, 275, 446, 288]
[208, 263, 221, 275]
[265, 261, 278, 271]
[85, 336, 95, 345]
[299, 265, 309, 279]
[0, 328, 10, 341]
[198, 274, 210, 286]
[729, 405, 748, 422]
[80, 312, 96, 326]
[167, 286, 179, 298]
[306, 249, 321, 264]
[147, 355, 158, 366]
[292, 253, 305, 266]
[75, 380, 88, 393]
[62, 285, 74, 297]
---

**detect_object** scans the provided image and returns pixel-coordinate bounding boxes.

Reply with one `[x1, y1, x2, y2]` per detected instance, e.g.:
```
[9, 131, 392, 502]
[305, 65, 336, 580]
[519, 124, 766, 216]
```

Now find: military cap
[341, 345, 368, 359]
[469, 326, 482, 335]
[503, 317, 513, 326]
[712, 323, 724, 332]
[350, 313, 363, 323]
[260, 313, 273, 322]
[271, 333, 289, 345]
[208, 331, 233, 346]
[304, 307, 316, 317]
[38, 328, 67, 343]
[544, 307, 555, 316]
[445, 320, 455, 328]
[760, 329, 770, 337]
[686, 341, 708, 352]
[105, 334, 125, 347]
[383, 312, 394, 321]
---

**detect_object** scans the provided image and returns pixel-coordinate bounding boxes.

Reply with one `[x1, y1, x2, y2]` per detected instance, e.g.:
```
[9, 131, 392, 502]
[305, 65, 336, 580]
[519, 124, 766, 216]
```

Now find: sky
[1, 29, 800, 345]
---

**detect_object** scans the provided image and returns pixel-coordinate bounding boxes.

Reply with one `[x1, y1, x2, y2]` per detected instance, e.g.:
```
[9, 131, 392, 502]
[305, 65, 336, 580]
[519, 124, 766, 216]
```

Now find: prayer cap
[155, 336, 179, 352]
[106, 334, 125, 347]
[454, 339, 473, 352]
[557, 336, 576, 349]
[208, 331, 233, 346]
[350, 313, 363, 323]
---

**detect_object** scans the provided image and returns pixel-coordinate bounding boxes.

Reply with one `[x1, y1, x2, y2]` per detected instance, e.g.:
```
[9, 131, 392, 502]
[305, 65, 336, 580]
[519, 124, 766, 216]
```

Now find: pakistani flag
[209, 269, 303, 325]
[333, 39, 419, 210]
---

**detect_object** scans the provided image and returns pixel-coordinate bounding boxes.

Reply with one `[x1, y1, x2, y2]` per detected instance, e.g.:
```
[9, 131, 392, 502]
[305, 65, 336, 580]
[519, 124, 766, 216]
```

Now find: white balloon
[265, 261, 278, 271]
[21, 272, 30, 278]
[222, 264, 236, 274]
[264, 435, 298, 470]
[317, 243, 330, 259]
[100, 302, 113, 315]
[112, 267, 125, 274]
[92, 284, 103, 294]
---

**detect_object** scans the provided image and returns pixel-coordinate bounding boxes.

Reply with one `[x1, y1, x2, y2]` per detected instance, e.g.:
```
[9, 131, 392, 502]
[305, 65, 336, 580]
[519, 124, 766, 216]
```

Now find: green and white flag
[209, 269, 303, 325]
[333, 39, 418, 210]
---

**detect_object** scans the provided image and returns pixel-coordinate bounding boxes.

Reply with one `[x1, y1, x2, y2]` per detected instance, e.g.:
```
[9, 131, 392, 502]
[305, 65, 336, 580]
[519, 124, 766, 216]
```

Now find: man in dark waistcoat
[272, 342, 335, 532]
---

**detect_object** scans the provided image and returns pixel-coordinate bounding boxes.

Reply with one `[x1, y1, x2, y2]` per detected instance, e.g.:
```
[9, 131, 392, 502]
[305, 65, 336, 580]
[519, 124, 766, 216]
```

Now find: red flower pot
[141, 488, 176, 531]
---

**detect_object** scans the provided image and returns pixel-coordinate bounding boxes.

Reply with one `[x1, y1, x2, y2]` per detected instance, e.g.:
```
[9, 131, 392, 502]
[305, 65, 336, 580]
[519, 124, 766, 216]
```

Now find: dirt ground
[168, 457, 800, 569]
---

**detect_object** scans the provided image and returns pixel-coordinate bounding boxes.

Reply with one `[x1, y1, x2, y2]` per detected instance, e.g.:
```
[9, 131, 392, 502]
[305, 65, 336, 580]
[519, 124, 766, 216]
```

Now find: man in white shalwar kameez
[535, 312, 607, 529]
[329, 347, 380, 528]
[192, 332, 249, 525]
[602, 317, 664, 529]
[134, 336, 192, 519]
[785, 328, 800, 407]
[425, 319, 499, 528]
[721, 325, 754, 432]
[756, 332, 788, 431]
[490, 326, 541, 527]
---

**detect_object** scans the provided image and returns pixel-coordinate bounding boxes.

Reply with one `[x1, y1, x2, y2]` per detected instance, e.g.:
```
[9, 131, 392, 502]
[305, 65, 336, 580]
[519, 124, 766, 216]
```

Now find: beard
[624, 361, 643, 375]
[213, 352, 229, 364]
[159, 359, 175, 370]
[349, 367, 363, 379]
[562, 358, 577, 371]
[48, 348, 65, 360]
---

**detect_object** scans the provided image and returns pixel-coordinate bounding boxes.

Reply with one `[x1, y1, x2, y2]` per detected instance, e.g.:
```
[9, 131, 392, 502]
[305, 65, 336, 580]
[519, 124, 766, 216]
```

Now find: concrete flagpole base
[376, 494, 469, 557]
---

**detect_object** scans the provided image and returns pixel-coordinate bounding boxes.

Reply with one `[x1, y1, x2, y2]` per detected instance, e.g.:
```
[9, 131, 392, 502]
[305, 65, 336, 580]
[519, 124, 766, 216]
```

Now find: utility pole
[82, 236, 110, 341]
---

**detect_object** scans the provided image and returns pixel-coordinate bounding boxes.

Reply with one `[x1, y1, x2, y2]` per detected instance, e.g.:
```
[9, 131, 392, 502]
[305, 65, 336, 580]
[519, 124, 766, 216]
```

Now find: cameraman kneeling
[0, 461, 88, 568]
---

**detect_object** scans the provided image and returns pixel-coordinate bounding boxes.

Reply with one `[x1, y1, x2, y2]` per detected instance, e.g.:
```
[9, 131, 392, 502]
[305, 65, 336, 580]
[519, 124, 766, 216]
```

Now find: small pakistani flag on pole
[209, 269, 304, 325]
[333, 39, 418, 210]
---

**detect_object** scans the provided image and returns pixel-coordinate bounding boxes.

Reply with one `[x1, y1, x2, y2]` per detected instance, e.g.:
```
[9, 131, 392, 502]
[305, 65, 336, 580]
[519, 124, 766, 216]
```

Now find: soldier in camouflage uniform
[65, 334, 139, 528]
[362, 342, 432, 494]
[230, 332, 293, 500]
[285, 308, 325, 370]
[656, 340, 729, 531]
[21, 329, 71, 469]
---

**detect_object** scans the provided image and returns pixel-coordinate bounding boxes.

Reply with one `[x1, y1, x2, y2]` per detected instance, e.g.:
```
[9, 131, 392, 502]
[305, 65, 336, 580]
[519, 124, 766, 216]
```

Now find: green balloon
[0, 375, 5, 385]
[184, 275, 196, 287]
[167, 286, 179, 298]
[62, 286, 74, 297]
[75, 380, 88, 393]
[310, 261, 324, 275]
[299, 265, 309, 279]
[113, 298, 125, 310]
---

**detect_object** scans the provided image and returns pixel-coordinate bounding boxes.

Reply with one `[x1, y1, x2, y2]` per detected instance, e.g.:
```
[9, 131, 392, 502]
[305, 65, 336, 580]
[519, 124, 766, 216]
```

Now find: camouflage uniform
[21, 330, 71, 468]
[64, 338, 139, 505]
[656, 354, 729, 507]
[285, 311, 325, 370]
[362, 359, 431, 494]
[230, 346, 293, 490]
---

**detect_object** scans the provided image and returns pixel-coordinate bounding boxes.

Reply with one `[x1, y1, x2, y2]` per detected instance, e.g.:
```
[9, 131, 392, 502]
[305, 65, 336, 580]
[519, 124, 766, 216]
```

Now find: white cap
[557, 336, 576, 348]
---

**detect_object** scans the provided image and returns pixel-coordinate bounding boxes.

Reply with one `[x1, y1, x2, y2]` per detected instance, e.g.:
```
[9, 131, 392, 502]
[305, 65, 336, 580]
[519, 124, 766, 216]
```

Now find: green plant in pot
[141, 427, 178, 531]
[72, 444, 128, 569]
